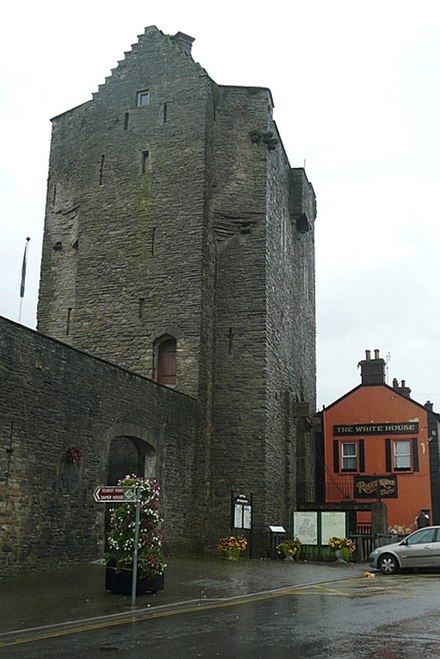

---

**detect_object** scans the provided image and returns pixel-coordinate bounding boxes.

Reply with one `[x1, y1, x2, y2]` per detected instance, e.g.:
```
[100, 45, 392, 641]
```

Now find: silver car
[369, 526, 440, 574]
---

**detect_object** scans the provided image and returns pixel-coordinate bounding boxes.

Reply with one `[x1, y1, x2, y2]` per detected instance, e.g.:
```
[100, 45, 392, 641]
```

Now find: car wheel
[378, 554, 399, 575]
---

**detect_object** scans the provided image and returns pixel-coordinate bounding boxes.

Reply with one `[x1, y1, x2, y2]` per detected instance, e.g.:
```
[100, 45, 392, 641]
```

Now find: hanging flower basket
[66, 447, 82, 464]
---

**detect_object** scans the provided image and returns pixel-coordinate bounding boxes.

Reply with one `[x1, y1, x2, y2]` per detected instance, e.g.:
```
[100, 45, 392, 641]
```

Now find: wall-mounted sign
[321, 512, 346, 544]
[334, 422, 418, 436]
[354, 475, 398, 498]
[232, 493, 252, 529]
[293, 511, 318, 545]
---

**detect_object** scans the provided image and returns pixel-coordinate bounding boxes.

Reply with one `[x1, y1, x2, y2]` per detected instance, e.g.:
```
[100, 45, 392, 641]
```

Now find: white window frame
[342, 442, 357, 471]
[393, 440, 411, 470]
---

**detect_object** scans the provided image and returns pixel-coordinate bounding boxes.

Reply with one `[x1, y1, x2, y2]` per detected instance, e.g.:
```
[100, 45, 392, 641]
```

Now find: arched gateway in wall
[104, 423, 158, 484]
[103, 423, 159, 543]
[107, 437, 157, 483]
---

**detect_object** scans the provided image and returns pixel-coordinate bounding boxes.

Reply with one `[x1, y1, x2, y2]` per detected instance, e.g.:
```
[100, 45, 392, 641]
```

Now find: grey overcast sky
[1, 0, 440, 410]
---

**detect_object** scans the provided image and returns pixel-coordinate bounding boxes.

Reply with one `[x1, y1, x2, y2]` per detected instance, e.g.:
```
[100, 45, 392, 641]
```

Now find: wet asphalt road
[2, 572, 440, 658]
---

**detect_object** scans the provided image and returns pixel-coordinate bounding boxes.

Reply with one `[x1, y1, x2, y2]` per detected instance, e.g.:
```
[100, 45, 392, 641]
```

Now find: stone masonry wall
[0, 316, 199, 580]
[265, 141, 317, 525]
[209, 86, 272, 550]
[37, 27, 213, 399]
[34, 26, 318, 559]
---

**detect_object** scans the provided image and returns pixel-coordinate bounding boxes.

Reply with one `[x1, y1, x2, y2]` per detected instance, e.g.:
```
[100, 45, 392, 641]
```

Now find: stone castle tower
[37, 26, 316, 552]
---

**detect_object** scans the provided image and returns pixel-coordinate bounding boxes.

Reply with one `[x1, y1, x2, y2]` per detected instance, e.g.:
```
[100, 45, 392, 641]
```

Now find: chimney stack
[359, 348, 385, 385]
[392, 378, 412, 398]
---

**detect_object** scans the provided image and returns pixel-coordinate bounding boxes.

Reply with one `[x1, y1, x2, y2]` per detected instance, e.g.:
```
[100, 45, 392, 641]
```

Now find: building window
[142, 150, 150, 173]
[394, 440, 411, 470]
[136, 90, 150, 107]
[99, 154, 105, 185]
[66, 307, 73, 336]
[342, 442, 357, 471]
[154, 337, 177, 386]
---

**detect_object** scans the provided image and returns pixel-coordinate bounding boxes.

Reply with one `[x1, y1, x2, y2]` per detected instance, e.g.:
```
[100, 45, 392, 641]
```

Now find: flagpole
[18, 237, 30, 324]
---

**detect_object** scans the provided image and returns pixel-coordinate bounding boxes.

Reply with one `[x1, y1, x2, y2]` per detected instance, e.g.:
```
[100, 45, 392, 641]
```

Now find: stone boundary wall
[0, 316, 199, 580]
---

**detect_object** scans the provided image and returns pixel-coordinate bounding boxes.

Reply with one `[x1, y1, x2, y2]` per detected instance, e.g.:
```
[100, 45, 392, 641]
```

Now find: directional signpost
[93, 486, 137, 503]
[94, 484, 141, 605]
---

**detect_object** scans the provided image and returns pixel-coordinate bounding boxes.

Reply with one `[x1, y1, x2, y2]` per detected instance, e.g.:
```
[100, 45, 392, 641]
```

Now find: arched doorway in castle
[104, 428, 157, 542]
[106, 436, 157, 484]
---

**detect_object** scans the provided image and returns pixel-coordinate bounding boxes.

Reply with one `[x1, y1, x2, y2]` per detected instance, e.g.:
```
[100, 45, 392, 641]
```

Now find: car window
[407, 528, 436, 545]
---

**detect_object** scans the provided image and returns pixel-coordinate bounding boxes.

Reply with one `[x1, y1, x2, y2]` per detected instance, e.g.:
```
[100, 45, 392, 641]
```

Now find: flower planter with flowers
[217, 535, 248, 560]
[276, 537, 302, 560]
[104, 475, 166, 595]
[327, 536, 356, 562]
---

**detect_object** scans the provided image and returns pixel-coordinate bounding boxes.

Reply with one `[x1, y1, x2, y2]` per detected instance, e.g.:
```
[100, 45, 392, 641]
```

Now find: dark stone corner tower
[37, 26, 317, 554]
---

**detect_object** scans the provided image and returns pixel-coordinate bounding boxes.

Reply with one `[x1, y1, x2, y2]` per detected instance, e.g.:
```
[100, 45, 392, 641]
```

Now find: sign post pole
[131, 486, 141, 607]
[93, 484, 141, 605]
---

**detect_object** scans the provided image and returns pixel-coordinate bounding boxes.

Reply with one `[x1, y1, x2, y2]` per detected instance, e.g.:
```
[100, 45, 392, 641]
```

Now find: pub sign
[354, 475, 398, 499]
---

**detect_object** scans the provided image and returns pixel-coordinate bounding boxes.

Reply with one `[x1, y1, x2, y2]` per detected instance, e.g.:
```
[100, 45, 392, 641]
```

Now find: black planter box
[105, 564, 165, 595]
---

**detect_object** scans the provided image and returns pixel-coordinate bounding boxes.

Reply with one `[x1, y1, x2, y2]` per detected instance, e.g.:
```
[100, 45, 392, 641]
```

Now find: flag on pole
[20, 237, 30, 298]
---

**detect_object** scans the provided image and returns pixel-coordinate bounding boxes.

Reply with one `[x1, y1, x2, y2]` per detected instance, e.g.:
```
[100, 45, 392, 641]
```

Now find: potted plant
[105, 475, 166, 595]
[217, 535, 248, 560]
[276, 537, 302, 560]
[327, 536, 356, 562]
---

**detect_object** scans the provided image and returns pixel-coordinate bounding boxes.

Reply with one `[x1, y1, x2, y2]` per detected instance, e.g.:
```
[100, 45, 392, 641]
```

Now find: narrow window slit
[99, 155, 105, 185]
[151, 227, 156, 255]
[228, 327, 234, 354]
[162, 104, 168, 123]
[124, 112, 129, 130]
[66, 308, 73, 336]
[139, 298, 145, 319]
[142, 150, 150, 173]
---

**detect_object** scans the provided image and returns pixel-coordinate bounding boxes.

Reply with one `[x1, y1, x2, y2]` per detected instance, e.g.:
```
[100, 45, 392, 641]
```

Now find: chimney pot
[365, 350, 371, 360]
[374, 349, 380, 359]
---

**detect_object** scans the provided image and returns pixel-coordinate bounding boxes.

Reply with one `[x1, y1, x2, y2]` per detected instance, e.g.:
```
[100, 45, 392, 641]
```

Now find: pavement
[0, 555, 367, 637]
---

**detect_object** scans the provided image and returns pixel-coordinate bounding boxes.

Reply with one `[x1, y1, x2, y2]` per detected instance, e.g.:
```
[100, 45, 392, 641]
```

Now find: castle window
[228, 327, 234, 354]
[136, 90, 150, 107]
[124, 112, 129, 130]
[154, 336, 177, 386]
[142, 150, 150, 173]
[99, 155, 105, 185]
[66, 307, 73, 336]
[162, 103, 168, 123]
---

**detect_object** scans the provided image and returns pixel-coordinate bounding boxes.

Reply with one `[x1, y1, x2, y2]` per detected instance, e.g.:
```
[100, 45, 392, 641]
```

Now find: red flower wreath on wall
[66, 447, 82, 464]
